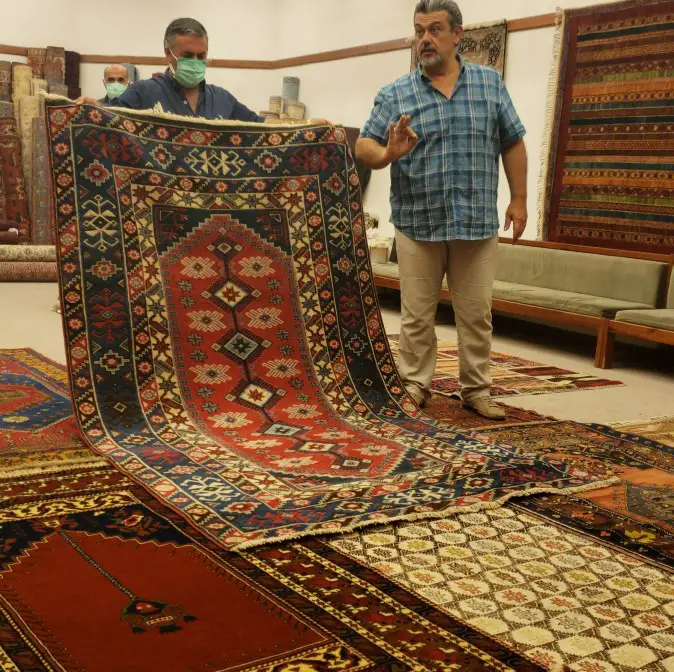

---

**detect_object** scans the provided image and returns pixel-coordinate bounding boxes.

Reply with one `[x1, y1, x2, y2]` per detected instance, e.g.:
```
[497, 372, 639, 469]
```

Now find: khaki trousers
[395, 230, 498, 404]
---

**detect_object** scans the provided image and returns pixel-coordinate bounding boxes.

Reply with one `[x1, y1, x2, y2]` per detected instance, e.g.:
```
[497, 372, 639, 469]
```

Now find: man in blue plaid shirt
[357, 0, 528, 420]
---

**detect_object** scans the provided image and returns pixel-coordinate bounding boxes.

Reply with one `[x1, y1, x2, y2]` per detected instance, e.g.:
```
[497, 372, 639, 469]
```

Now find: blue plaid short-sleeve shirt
[361, 58, 525, 241]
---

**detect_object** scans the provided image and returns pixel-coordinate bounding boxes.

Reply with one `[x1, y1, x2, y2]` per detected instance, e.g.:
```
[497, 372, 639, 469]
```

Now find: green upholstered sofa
[597, 270, 674, 368]
[371, 242, 672, 368]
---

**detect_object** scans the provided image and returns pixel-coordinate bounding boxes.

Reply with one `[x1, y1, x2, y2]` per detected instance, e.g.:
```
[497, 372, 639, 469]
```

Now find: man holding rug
[79, 18, 262, 122]
[356, 0, 528, 420]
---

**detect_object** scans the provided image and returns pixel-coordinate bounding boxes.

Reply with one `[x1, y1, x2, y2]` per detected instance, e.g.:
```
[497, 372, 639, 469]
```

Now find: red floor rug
[45, 101, 612, 549]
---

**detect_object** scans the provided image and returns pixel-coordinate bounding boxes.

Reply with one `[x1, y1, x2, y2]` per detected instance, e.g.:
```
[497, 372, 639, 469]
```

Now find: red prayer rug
[45, 101, 613, 549]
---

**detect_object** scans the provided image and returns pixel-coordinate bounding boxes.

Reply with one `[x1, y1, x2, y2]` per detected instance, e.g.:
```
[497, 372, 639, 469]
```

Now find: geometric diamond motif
[223, 333, 259, 361]
[298, 442, 335, 453]
[238, 383, 273, 408]
[96, 349, 129, 374]
[214, 281, 249, 308]
[264, 423, 303, 437]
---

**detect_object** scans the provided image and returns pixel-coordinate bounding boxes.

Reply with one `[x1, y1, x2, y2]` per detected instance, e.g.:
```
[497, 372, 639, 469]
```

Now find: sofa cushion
[371, 262, 449, 289]
[492, 281, 655, 318]
[496, 244, 668, 308]
[371, 262, 400, 281]
[668, 273, 674, 309]
[614, 309, 674, 331]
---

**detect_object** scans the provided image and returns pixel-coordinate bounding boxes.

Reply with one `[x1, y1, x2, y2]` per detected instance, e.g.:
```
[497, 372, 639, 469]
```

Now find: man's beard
[418, 47, 443, 69]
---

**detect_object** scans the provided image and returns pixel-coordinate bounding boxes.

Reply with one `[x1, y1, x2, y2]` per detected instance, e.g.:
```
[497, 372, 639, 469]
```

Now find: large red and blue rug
[45, 101, 613, 549]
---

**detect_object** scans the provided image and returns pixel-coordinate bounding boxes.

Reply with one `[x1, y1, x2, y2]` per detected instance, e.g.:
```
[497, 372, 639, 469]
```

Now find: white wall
[275, 0, 620, 58]
[0, 0, 277, 115]
[0, 0, 278, 60]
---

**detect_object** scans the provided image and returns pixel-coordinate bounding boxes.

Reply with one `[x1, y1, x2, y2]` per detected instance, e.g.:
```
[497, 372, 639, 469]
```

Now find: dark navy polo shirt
[112, 69, 263, 122]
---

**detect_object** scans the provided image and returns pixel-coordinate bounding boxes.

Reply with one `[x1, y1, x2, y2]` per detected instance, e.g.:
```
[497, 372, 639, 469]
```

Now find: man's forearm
[355, 138, 391, 170]
[502, 139, 527, 201]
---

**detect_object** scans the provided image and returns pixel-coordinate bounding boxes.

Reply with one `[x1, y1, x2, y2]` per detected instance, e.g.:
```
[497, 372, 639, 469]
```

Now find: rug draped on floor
[3, 351, 671, 568]
[45, 102, 610, 549]
[0, 349, 105, 476]
[389, 336, 623, 397]
[471, 421, 674, 569]
[540, 0, 674, 252]
[332, 506, 674, 672]
[0, 465, 542, 672]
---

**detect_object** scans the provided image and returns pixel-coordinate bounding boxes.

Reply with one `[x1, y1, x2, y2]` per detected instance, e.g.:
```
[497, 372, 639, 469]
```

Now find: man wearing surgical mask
[99, 64, 129, 104]
[80, 18, 262, 122]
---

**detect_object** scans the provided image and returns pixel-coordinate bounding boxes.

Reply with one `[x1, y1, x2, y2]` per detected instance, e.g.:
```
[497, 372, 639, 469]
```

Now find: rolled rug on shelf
[27, 47, 47, 79]
[44, 46, 66, 84]
[0, 229, 19, 244]
[0, 243, 55, 261]
[0, 117, 32, 242]
[11, 64, 32, 102]
[0, 61, 11, 103]
[0, 260, 57, 281]
[0, 220, 18, 232]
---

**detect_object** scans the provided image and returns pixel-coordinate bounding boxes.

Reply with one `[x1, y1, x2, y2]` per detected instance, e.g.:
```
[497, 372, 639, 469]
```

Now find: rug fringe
[234, 475, 620, 551]
[432, 380, 624, 399]
[536, 8, 564, 240]
[464, 18, 508, 30]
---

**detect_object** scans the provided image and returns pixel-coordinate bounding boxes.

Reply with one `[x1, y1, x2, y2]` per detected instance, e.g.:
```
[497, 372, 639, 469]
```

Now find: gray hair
[414, 0, 463, 30]
[164, 18, 208, 50]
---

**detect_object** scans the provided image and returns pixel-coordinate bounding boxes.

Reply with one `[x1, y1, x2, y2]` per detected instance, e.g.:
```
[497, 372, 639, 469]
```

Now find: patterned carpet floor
[388, 335, 624, 397]
[332, 507, 674, 672]
[1, 98, 667, 670]
[1, 348, 672, 671]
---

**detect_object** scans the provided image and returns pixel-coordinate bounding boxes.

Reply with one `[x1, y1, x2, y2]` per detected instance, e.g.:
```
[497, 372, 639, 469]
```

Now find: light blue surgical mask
[105, 82, 127, 99]
[169, 49, 207, 89]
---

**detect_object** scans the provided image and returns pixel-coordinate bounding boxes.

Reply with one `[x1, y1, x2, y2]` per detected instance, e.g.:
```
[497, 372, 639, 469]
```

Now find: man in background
[98, 64, 129, 104]
[356, 0, 528, 420]
[80, 18, 262, 122]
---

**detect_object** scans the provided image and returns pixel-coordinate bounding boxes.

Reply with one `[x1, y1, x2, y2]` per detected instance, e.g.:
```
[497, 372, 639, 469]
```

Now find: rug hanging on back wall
[539, 0, 674, 253]
[45, 100, 614, 550]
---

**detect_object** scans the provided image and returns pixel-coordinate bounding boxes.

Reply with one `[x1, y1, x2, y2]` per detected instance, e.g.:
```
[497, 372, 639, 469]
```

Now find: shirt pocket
[470, 99, 499, 147]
